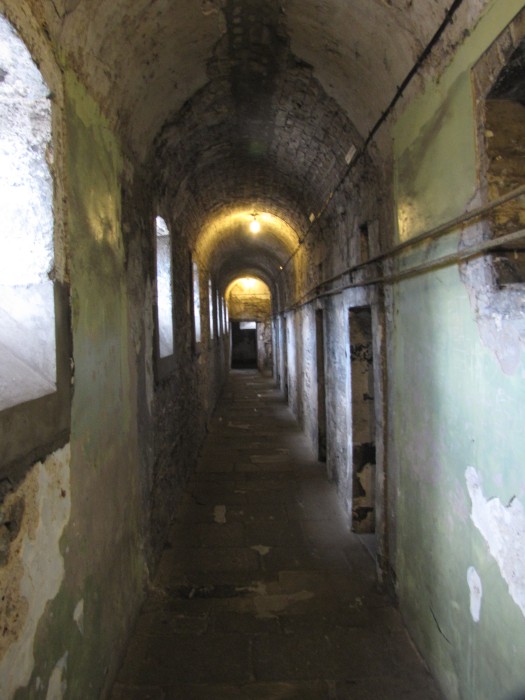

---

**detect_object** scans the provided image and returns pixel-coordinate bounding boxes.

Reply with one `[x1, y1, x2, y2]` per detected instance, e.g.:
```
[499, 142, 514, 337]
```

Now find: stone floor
[110, 371, 443, 700]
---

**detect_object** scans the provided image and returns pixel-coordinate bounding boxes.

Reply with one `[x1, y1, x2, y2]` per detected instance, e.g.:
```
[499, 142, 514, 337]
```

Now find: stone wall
[257, 320, 273, 375]
[0, 17, 228, 699]
[389, 3, 525, 699]
[271, 7, 525, 700]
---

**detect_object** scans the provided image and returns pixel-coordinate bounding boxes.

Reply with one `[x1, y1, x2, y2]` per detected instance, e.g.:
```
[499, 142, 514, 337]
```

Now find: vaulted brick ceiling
[40, 0, 479, 288]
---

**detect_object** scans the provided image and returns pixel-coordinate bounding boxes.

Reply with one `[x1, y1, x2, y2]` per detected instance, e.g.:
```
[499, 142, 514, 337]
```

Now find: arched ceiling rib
[47, 0, 471, 158]
[222, 268, 274, 296]
[154, 30, 360, 227]
[195, 207, 296, 299]
[219, 255, 282, 299]
[216, 252, 284, 308]
[168, 164, 308, 246]
[197, 209, 298, 264]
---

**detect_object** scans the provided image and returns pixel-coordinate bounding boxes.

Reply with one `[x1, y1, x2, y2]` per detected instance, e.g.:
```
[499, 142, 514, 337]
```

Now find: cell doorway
[316, 309, 327, 462]
[349, 306, 376, 535]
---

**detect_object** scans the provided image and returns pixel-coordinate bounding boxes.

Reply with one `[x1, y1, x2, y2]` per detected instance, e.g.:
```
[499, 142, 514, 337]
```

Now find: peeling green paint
[0, 447, 71, 700]
[394, 0, 525, 239]
[8, 73, 146, 700]
[391, 2, 525, 698]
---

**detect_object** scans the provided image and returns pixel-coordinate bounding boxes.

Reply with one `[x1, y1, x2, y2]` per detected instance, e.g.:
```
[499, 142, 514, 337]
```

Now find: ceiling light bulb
[249, 215, 260, 234]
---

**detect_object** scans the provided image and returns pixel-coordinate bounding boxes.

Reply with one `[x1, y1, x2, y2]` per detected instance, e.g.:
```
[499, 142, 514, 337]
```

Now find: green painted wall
[20, 73, 146, 699]
[391, 2, 525, 699]
[65, 72, 145, 698]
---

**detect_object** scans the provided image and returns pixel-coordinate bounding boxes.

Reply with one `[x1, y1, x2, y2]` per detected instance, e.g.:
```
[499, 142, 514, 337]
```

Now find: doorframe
[315, 308, 327, 462]
[347, 295, 389, 583]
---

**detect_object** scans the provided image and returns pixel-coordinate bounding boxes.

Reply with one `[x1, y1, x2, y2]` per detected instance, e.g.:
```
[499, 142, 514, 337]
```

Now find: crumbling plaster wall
[0, 446, 71, 699]
[297, 306, 317, 450]
[43, 72, 146, 700]
[148, 223, 228, 560]
[257, 320, 273, 375]
[274, 142, 389, 554]
[390, 1, 525, 698]
[228, 294, 271, 322]
[288, 286, 384, 500]
[1, 65, 146, 699]
[0, 10, 229, 699]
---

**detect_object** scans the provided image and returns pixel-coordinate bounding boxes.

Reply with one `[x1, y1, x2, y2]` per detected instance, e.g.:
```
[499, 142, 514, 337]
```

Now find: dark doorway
[316, 310, 327, 462]
[349, 306, 376, 534]
[231, 321, 257, 369]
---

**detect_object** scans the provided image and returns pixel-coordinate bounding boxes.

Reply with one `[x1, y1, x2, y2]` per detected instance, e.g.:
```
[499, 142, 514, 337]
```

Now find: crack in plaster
[466, 466, 525, 617]
[430, 606, 453, 645]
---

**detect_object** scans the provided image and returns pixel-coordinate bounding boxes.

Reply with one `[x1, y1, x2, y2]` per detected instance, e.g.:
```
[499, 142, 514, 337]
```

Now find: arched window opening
[0, 16, 55, 410]
[192, 260, 201, 344]
[484, 38, 525, 287]
[155, 215, 174, 358]
[216, 289, 222, 336]
[222, 297, 228, 332]
[208, 278, 214, 340]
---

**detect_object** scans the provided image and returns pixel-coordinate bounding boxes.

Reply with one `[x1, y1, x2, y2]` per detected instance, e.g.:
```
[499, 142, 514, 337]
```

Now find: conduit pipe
[278, 184, 525, 313]
[280, 0, 467, 272]
[310, 226, 525, 307]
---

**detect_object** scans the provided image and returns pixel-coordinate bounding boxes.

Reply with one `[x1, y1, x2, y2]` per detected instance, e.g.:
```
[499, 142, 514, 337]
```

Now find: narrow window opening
[216, 290, 222, 336]
[0, 16, 56, 410]
[222, 297, 229, 346]
[155, 215, 174, 358]
[192, 260, 201, 344]
[208, 278, 214, 340]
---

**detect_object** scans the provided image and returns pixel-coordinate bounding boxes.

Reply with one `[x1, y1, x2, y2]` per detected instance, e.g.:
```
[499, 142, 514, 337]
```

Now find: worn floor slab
[110, 371, 442, 700]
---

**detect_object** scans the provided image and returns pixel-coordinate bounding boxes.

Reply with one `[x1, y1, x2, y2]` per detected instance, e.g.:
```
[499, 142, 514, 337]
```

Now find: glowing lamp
[249, 214, 260, 234]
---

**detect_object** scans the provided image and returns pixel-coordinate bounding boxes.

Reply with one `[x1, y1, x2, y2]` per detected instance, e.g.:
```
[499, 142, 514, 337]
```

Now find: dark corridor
[231, 321, 258, 369]
[110, 371, 442, 699]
